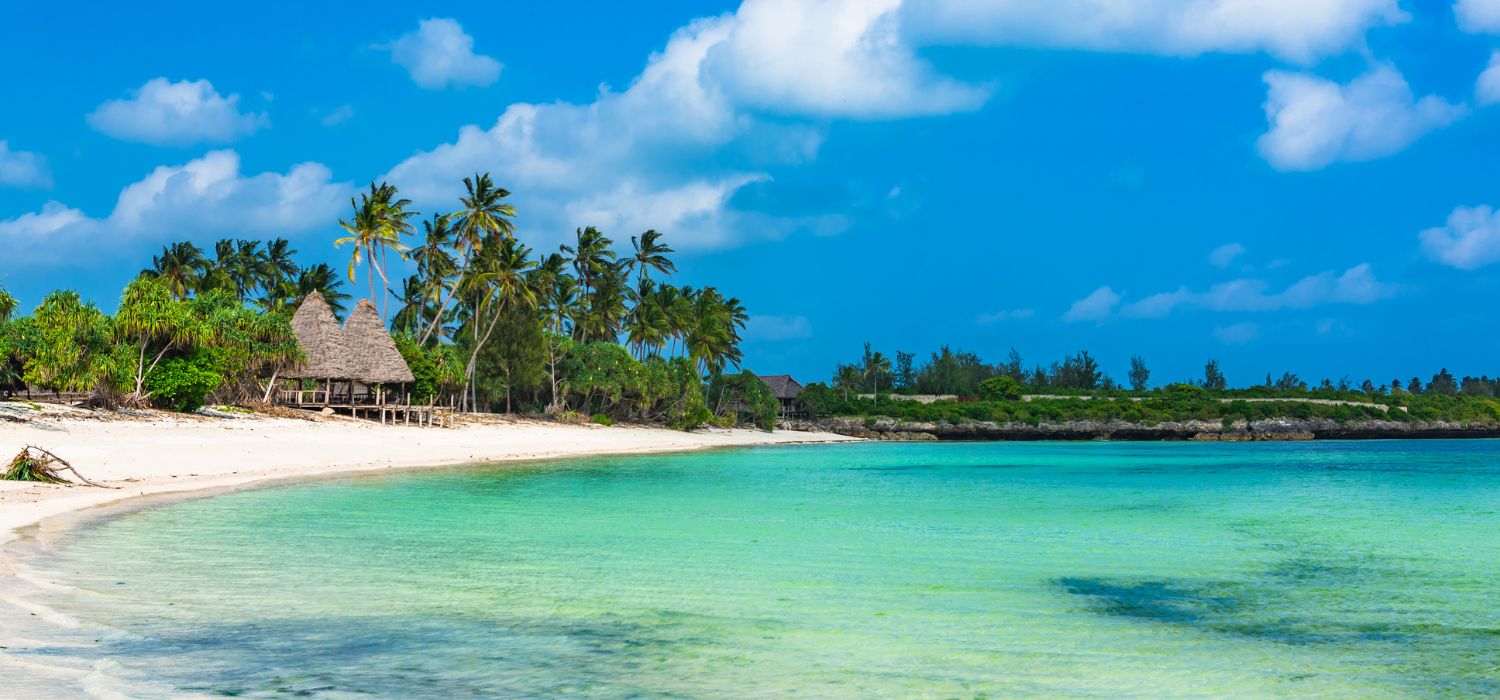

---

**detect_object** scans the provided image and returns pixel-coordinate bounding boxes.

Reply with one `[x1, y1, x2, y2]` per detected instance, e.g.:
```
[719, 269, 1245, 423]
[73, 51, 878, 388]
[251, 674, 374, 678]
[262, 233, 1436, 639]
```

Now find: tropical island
[783, 346, 1500, 441]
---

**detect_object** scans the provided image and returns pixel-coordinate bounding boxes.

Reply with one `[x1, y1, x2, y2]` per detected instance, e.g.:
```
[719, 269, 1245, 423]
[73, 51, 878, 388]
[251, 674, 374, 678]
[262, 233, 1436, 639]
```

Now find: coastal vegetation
[804, 344, 1500, 427]
[0, 174, 774, 430]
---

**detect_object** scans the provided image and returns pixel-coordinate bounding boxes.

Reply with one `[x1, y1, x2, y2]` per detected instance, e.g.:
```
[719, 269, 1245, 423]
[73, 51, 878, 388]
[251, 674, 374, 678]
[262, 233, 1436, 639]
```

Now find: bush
[145, 351, 221, 412]
[977, 376, 1024, 402]
[590, 412, 613, 426]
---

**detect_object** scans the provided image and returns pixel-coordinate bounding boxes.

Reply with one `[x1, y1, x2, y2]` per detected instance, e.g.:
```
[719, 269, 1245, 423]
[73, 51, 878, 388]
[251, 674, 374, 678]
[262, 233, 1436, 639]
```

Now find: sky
[3, 0, 1500, 387]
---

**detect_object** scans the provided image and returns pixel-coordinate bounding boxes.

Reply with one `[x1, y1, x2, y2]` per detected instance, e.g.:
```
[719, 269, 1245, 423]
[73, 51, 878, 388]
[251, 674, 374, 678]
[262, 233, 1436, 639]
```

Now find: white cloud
[1123, 264, 1395, 318]
[87, 78, 269, 146]
[382, 18, 501, 90]
[1213, 322, 1260, 344]
[321, 104, 356, 126]
[1063, 287, 1121, 322]
[0, 141, 51, 189]
[0, 151, 349, 261]
[1122, 287, 1193, 318]
[1209, 242, 1245, 267]
[703, 0, 989, 118]
[0, 201, 85, 239]
[901, 0, 1406, 63]
[1419, 204, 1500, 270]
[744, 314, 813, 341]
[1456, 0, 1500, 33]
[1257, 65, 1465, 171]
[1477, 51, 1500, 106]
[977, 308, 1035, 324]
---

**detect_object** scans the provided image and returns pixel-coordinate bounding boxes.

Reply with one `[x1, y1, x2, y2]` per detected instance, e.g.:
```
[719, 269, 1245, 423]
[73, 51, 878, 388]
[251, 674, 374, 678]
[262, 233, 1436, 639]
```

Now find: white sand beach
[0, 406, 856, 545]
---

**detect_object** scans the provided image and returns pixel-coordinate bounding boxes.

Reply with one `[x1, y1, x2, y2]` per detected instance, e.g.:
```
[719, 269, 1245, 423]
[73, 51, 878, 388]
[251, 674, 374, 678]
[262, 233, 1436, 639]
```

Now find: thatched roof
[285, 291, 351, 380]
[758, 374, 804, 400]
[342, 300, 415, 384]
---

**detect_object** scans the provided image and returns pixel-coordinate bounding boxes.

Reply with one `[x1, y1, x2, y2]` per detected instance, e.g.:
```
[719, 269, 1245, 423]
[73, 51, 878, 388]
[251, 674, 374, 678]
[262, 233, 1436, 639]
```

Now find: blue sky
[3, 0, 1500, 387]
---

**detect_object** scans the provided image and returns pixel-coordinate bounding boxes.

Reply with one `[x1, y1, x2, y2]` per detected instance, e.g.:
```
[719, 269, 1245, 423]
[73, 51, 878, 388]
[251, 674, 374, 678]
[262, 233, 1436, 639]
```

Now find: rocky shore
[783, 416, 1500, 442]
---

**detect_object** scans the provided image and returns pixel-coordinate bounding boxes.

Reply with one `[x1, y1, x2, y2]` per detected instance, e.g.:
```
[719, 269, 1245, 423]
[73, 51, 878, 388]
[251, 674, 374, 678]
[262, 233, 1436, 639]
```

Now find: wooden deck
[274, 389, 456, 427]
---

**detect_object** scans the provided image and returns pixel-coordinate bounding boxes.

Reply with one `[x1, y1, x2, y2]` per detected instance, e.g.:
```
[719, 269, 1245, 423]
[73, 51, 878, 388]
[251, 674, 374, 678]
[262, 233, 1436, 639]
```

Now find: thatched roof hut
[286, 291, 351, 380]
[342, 300, 416, 384]
[758, 374, 804, 401]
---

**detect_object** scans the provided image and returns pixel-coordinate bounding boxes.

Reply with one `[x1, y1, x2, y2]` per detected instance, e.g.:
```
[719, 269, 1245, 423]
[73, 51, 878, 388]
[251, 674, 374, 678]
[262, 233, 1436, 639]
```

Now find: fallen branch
[3, 446, 115, 488]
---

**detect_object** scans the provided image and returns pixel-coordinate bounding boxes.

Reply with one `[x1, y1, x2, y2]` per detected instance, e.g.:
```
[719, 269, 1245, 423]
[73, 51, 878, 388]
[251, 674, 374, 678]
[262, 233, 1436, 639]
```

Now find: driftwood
[3, 446, 114, 488]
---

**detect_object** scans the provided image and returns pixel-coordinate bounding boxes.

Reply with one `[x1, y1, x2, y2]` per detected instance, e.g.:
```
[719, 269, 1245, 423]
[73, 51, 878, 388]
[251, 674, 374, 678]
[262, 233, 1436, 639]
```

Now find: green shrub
[977, 376, 1024, 401]
[590, 412, 613, 426]
[144, 351, 221, 412]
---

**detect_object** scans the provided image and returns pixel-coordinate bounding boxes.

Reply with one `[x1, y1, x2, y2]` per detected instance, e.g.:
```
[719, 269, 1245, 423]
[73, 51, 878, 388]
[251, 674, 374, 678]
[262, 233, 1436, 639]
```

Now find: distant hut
[758, 374, 805, 417]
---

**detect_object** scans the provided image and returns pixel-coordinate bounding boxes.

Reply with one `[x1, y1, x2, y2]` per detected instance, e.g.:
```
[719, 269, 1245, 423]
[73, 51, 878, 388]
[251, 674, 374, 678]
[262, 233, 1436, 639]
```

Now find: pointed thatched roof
[758, 374, 804, 400]
[342, 300, 415, 384]
[286, 291, 351, 380]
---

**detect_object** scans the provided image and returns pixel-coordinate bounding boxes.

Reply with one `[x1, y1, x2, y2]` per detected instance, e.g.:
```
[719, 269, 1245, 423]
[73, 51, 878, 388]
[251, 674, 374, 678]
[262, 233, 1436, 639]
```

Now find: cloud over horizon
[0, 150, 349, 262]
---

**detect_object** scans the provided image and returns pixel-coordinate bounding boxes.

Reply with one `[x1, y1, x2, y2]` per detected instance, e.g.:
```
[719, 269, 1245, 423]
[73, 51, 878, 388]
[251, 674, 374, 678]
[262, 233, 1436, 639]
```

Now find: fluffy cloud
[0, 201, 85, 239]
[382, 0, 1004, 250]
[382, 18, 502, 90]
[1208, 242, 1245, 267]
[1478, 51, 1500, 105]
[1456, 0, 1500, 33]
[1063, 287, 1121, 322]
[744, 314, 813, 341]
[1257, 66, 1465, 171]
[0, 150, 349, 261]
[1419, 205, 1500, 270]
[87, 78, 269, 146]
[0, 141, 51, 189]
[1120, 264, 1395, 319]
[901, 0, 1406, 63]
[703, 0, 989, 118]
[977, 308, 1035, 324]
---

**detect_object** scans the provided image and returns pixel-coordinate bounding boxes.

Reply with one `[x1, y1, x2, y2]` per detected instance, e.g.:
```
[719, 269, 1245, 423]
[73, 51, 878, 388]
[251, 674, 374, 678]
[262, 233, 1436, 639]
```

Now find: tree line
[822, 343, 1499, 399]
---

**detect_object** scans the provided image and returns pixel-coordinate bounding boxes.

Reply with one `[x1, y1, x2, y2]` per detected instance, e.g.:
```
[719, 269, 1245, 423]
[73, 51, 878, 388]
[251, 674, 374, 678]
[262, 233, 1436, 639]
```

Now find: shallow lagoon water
[11, 441, 1500, 697]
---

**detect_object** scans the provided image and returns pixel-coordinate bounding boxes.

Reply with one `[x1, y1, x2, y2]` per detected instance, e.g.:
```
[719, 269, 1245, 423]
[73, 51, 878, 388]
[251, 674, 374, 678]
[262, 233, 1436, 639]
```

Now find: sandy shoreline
[0, 407, 857, 548]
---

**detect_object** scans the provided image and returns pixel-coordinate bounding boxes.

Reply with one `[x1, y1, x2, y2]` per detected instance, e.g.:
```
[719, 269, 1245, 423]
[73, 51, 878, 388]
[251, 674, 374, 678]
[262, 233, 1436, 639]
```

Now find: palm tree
[294, 263, 351, 317]
[625, 279, 671, 358]
[624, 229, 676, 285]
[0, 284, 16, 323]
[391, 275, 428, 336]
[142, 242, 208, 299]
[864, 350, 892, 398]
[561, 226, 616, 325]
[411, 214, 458, 343]
[263, 238, 299, 292]
[223, 239, 269, 302]
[462, 236, 536, 411]
[336, 182, 416, 323]
[422, 174, 516, 343]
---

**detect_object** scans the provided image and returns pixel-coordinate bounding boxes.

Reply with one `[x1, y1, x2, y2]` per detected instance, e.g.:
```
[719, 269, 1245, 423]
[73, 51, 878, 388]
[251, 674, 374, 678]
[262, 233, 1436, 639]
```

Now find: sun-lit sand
[0, 405, 856, 543]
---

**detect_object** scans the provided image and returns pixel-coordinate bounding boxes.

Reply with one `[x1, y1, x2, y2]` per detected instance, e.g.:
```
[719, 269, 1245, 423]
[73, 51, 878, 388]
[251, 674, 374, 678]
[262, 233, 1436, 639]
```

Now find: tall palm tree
[560, 226, 615, 323]
[336, 182, 416, 323]
[625, 279, 671, 358]
[422, 174, 516, 343]
[411, 214, 458, 343]
[294, 263, 351, 317]
[143, 242, 209, 299]
[623, 229, 676, 285]
[263, 238, 299, 292]
[391, 275, 428, 336]
[462, 236, 536, 410]
[223, 239, 269, 302]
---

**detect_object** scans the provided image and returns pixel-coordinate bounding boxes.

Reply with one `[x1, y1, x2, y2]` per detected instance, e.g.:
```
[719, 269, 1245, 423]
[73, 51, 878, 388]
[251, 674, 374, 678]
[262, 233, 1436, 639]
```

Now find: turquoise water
[9, 441, 1500, 697]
